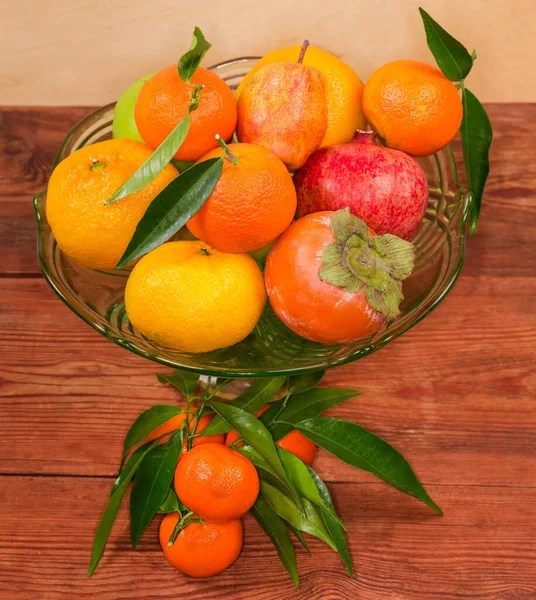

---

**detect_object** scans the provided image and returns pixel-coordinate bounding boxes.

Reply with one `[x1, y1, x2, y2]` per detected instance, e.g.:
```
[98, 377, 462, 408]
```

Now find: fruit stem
[319, 209, 415, 320]
[298, 40, 310, 64]
[199, 247, 210, 256]
[168, 510, 195, 546]
[90, 158, 106, 172]
[188, 403, 205, 450]
[351, 130, 376, 144]
[215, 134, 239, 165]
[229, 439, 243, 450]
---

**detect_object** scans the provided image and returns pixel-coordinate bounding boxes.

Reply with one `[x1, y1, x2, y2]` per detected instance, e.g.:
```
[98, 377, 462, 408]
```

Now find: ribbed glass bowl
[34, 57, 470, 377]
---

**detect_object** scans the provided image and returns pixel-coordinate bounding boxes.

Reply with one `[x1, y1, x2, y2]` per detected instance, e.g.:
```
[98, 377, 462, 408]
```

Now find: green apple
[112, 72, 156, 142]
[171, 159, 195, 173]
[175, 227, 198, 241]
[250, 243, 274, 270]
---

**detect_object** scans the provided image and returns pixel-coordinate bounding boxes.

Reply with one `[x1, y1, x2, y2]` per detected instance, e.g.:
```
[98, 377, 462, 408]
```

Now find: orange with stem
[187, 138, 297, 253]
[160, 512, 243, 578]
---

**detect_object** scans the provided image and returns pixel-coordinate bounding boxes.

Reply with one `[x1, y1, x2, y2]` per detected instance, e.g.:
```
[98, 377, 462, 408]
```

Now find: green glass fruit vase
[34, 57, 471, 378]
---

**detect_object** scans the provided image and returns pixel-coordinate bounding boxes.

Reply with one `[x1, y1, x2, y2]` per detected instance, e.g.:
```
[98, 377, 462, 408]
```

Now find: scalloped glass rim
[34, 57, 470, 378]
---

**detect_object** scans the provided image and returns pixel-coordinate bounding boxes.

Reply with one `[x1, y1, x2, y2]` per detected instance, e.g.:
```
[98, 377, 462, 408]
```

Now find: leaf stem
[215, 134, 239, 165]
[230, 439, 243, 450]
[188, 84, 204, 106]
[273, 391, 293, 422]
[187, 377, 213, 450]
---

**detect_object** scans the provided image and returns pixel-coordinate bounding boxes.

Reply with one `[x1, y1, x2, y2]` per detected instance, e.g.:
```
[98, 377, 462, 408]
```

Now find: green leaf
[112, 440, 154, 496]
[178, 26, 212, 82]
[288, 525, 311, 556]
[240, 445, 292, 497]
[250, 497, 299, 587]
[239, 446, 303, 513]
[307, 466, 353, 575]
[460, 87, 493, 234]
[294, 417, 443, 515]
[116, 158, 223, 267]
[157, 370, 200, 397]
[270, 388, 359, 441]
[129, 431, 184, 548]
[278, 447, 342, 525]
[121, 405, 181, 462]
[157, 488, 180, 514]
[203, 377, 286, 436]
[106, 110, 193, 206]
[207, 401, 298, 501]
[288, 370, 325, 394]
[89, 441, 156, 576]
[260, 482, 337, 551]
[419, 7, 473, 81]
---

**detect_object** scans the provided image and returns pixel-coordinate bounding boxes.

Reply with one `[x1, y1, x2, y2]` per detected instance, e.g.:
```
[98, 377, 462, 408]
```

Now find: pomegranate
[294, 131, 429, 239]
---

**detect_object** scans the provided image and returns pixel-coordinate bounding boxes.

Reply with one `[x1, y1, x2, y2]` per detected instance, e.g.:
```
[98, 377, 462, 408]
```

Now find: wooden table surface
[0, 105, 535, 600]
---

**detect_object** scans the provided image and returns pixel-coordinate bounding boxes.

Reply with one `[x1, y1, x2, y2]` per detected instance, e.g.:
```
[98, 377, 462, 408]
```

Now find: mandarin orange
[362, 59, 463, 156]
[160, 512, 243, 578]
[187, 143, 297, 253]
[174, 443, 259, 523]
[46, 139, 177, 270]
[135, 66, 237, 161]
[147, 409, 225, 446]
[225, 405, 317, 465]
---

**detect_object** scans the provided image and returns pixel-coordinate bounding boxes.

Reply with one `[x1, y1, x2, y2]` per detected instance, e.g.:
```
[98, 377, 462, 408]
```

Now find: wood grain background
[2, 0, 536, 105]
[0, 104, 535, 598]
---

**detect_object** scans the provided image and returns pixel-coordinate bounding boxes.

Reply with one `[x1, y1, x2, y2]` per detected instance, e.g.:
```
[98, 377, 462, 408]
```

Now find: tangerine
[278, 430, 316, 466]
[362, 60, 463, 156]
[187, 143, 297, 253]
[174, 443, 259, 522]
[147, 409, 225, 446]
[225, 405, 317, 465]
[124, 240, 266, 353]
[160, 512, 243, 578]
[135, 65, 237, 162]
[46, 139, 177, 270]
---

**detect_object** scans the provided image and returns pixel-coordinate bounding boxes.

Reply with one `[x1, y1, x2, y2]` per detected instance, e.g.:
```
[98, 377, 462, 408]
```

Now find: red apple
[294, 131, 429, 239]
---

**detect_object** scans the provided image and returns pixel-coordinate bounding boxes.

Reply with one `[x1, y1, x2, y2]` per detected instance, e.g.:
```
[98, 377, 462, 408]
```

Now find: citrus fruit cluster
[149, 397, 315, 577]
[89, 371, 442, 584]
[45, 12, 490, 352]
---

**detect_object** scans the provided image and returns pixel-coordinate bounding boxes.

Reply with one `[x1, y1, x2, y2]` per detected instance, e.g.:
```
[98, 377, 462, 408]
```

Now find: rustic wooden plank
[1, 105, 535, 600]
[0, 105, 535, 275]
[0, 107, 93, 274]
[0, 476, 534, 600]
[1, 274, 534, 485]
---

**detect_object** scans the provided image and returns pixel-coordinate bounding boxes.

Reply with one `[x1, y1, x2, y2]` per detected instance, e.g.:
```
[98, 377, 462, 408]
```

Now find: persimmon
[264, 209, 415, 344]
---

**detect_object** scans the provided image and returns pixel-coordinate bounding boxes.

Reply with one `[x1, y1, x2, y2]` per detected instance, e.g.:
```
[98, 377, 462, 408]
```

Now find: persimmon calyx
[319, 208, 415, 320]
